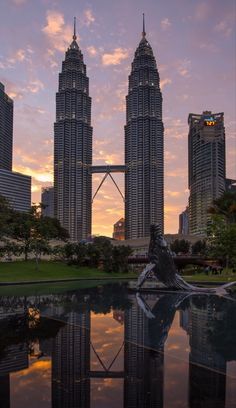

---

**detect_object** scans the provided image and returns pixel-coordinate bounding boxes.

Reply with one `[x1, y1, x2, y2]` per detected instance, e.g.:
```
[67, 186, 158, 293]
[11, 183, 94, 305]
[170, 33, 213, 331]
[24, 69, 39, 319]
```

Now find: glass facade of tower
[54, 35, 92, 241]
[0, 82, 13, 171]
[188, 111, 225, 235]
[125, 34, 164, 239]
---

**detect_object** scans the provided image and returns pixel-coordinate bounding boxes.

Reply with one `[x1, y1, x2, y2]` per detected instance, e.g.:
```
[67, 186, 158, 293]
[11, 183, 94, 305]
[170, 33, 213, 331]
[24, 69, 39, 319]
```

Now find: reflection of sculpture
[138, 224, 236, 293]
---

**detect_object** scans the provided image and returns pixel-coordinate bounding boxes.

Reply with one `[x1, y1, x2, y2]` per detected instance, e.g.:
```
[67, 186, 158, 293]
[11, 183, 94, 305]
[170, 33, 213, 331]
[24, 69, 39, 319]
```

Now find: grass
[0, 261, 235, 297]
[185, 273, 236, 283]
[0, 260, 136, 283]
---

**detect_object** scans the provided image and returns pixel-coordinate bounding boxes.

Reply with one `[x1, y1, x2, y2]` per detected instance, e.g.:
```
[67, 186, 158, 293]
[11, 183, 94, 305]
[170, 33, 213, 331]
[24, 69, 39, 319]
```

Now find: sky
[0, 0, 235, 236]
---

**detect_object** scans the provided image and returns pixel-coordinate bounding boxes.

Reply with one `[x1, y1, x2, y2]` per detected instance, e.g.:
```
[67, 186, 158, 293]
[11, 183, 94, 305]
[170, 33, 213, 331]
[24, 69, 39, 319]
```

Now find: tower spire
[73, 16, 77, 40]
[142, 13, 146, 38]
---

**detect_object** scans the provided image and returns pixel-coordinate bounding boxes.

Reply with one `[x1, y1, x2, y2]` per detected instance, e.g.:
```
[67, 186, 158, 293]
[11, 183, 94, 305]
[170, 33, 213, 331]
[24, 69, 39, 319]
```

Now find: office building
[125, 17, 164, 239]
[178, 207, 189, 235]
[54, 20, 92, 241]
[188, 111, 225, 235]
[0, 169, 31, 212]
[41, 186, 54, 217]
[113, 217, 125, 240]
[0, 82, 13, 171]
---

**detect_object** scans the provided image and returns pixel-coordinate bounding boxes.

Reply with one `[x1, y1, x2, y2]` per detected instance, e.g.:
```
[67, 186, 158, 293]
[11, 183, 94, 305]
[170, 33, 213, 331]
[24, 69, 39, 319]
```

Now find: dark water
[0, 282, 235, 408]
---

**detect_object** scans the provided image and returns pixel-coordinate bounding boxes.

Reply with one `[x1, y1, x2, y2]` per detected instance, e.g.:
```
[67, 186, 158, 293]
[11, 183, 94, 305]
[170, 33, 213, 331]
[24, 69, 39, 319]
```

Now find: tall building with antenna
[125, 15, 164, 239]
[54, 18, 92, 241]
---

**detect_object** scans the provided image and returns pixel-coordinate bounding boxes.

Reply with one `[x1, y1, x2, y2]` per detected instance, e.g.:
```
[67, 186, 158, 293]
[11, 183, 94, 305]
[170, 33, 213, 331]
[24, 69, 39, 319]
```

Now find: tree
[0, 195, 15, 239]
[207, 215, 236, 268]
[170, 239, 190, 254]
[208, 191, 236, 224]
[91, 237, 113, 272]
[206, 191, 236, 268]
[10, 203, 69, 265]
[112, 245, 133, 273]
[191, 240, 206, 255]
[0, 240, 22, 260]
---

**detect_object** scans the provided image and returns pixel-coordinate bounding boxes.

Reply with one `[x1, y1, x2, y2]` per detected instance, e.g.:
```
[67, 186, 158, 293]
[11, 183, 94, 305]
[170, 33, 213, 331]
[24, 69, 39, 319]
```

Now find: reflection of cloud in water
[91, 379, 123, 408]
[10, 357, 51, 408]
[91, 312, 124, 372]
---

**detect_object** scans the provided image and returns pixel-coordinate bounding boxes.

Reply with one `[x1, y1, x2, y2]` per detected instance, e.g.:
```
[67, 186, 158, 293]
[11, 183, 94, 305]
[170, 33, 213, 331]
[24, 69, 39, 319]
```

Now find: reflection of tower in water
[52, 309, 90, 408]
[124, 293, 164, 408]
[0, 308, 29, 408]
[180, 300, 226, 408]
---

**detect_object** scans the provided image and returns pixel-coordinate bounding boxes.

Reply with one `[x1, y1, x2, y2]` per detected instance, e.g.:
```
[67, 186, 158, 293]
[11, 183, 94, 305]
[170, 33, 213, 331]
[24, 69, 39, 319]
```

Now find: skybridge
[90, 164, 126, 203]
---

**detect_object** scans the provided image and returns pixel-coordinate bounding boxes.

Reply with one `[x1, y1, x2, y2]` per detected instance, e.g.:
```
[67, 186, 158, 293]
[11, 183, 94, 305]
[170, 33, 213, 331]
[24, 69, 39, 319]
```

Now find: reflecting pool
[0, 282, 235, 407]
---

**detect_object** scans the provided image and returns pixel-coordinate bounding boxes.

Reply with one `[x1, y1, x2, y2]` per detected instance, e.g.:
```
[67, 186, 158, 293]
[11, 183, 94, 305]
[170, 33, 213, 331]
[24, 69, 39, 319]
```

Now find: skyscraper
[41, 186, 54, 218]
[0, 82, 13, 171]
[54, 19, 92, 241]
[188, 111, 225, 235]
[0, 169, 31, 212]
[125, 16, 164, 239]
[0, 82, 31, 212]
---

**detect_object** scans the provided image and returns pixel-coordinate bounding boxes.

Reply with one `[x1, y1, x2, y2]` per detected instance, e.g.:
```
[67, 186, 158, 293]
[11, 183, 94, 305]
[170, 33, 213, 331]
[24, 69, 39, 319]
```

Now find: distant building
[113, 217, 125, 240]
[0, 82, 13, 171]
[178, 207, 189, 235]
[0, 169, 31, 212]
[41, 186, 54, 217]
[188, 111, 225, 235]
[225, 178, 236, 193]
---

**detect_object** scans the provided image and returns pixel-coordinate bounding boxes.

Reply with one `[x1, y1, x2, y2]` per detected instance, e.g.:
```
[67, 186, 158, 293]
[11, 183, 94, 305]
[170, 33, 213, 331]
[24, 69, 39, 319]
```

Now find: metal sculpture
[137, 224, 235, 293]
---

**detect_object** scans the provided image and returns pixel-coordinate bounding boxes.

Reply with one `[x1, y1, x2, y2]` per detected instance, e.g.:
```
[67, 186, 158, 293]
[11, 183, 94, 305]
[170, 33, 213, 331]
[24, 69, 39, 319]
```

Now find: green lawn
[185, 273, 236, 283]
[0, 260, 136, 283]
[0, 260, 235, 286]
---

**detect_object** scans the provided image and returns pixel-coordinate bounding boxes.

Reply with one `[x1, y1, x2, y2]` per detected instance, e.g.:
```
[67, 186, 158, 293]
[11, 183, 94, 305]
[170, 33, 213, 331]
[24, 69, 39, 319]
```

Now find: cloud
[161, 18, 171, 31]
[166, 168, 186, 178]
[176, 58, 191, 77]
[160, 78, 172, 90]
[16, 49, 26, 61]
[102, 48, 129, 66]
[83, 9, 95, 26]
[165, 151, 177, 162]
[166, 191, 182, 198]
[214, 20, 232, 37]
[42, 11, 74, 52]
[27, 79, 44, 93]
[2, 79, 24, 100]
[199, 42, 219, 53]
[0, 47, 32, 69]
[44, 48, 58, 70]
[87, 46, 98, 57]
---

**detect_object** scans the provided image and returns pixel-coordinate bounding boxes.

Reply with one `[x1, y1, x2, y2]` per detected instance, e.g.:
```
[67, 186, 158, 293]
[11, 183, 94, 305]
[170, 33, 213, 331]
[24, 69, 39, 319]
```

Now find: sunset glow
[1, 0, 235, 235]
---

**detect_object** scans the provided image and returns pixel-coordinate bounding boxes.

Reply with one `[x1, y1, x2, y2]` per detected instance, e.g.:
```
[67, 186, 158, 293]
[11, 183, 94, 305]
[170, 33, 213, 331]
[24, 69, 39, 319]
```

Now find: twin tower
[54, 18, 164, 241]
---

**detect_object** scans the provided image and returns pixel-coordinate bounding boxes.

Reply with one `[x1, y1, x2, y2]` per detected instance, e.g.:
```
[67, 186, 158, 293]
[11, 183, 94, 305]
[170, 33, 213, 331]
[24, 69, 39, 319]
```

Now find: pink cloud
[83, 9, 95, 26]
[160, 78, 172, 90]
[102, 48, 129, 66]
[161, 18, 171, 31]
[42, 11, 75, 52]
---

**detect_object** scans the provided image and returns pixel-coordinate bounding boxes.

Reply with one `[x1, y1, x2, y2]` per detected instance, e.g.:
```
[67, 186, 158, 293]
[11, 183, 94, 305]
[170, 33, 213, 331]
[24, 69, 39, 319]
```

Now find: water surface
[0, 282, 235, 407]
